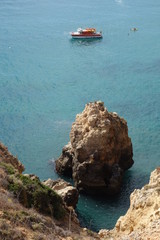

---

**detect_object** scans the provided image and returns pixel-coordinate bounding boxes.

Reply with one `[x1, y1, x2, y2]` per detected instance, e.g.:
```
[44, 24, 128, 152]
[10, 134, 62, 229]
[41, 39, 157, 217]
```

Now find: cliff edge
[0, 142, 99, 240]
[0, 141, 159, 239]
[99, 167, 160, 239]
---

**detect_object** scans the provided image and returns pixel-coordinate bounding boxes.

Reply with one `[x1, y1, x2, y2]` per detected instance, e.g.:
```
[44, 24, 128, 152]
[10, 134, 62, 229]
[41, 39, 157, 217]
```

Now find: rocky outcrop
[55, 101, 133, 194]
[55, 142, 74, 177]
[99, 167, 160, 239]
[43, 178, 79, 208]
[0, 142, 99, 240]
[0, 142, 24, 173]
[1, 142, 159, 239]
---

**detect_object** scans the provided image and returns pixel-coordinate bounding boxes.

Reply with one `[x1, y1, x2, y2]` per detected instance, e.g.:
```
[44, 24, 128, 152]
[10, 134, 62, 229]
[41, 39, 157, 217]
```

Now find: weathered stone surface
[23, 173, 40, 181]
[55, 101, 134, 195]
[99, 167, 160, 239]
[55, 142, 73, 177]
[43, 178, 79, 208]
[0, 142, 24, 173]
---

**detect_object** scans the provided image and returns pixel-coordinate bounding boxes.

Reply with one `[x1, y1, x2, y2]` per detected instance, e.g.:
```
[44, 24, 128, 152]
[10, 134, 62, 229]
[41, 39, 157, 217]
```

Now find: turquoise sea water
[0, 0, 160, 231]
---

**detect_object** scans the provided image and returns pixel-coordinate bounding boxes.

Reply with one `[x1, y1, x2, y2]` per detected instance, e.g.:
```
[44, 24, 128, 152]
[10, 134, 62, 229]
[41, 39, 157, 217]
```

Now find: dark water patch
[76, 169, 148, 232]
[128, 59, 160, 74]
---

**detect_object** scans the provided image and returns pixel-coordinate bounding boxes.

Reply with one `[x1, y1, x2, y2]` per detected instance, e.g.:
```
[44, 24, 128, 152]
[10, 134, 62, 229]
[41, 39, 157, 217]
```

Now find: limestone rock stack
[56, 101, 134, 195]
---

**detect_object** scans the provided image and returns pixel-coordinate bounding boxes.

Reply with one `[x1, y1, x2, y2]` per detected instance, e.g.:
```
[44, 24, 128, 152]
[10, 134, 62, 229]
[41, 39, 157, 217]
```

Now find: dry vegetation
[0, 142, 99, 240]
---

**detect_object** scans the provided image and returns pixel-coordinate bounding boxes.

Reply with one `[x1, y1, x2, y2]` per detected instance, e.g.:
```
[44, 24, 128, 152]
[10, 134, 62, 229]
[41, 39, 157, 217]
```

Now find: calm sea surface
[0, 0, 160, 231]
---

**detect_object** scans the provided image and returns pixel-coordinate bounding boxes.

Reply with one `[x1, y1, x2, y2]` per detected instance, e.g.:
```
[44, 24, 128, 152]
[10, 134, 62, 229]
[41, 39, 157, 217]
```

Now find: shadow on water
[76, 169, 149, 232]
[69, 37, 103, 47]
[50, 159, 150, 232]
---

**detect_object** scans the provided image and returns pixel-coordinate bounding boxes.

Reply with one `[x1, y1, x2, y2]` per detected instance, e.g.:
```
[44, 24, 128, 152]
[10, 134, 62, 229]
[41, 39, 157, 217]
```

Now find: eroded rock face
[55, 142, 73, 177]
[99, 167, 160, 239]
[43, 178, 79, 209]
[0, 142, 24, 173]
[56, 101, 134, 195]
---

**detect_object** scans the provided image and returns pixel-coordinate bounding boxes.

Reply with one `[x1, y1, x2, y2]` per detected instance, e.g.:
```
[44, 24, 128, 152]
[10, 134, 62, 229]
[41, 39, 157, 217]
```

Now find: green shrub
[8, 173, 65, 219]
[8, 181, 22, 193]
[0, 162, 15, 175]
[33, 187, 65, 219]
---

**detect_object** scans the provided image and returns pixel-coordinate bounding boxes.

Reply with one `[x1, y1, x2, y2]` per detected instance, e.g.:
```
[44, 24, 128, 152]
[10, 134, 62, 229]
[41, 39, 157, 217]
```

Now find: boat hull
[71, 35, 102, 39]
[71, 33, 102, 39]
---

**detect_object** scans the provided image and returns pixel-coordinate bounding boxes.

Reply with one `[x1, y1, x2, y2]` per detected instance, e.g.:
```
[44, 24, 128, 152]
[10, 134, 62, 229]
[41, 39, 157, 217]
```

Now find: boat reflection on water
[70, 37, 102, 47]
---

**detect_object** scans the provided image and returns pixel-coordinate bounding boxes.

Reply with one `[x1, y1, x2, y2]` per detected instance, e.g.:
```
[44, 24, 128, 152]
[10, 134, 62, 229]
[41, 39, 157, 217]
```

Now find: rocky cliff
[0, 142, 24, 173]
[0, 141, 159, 239]
[56, 101, 134, 194]
[0, 142, 98, 240]
[99, 167, 160, 239]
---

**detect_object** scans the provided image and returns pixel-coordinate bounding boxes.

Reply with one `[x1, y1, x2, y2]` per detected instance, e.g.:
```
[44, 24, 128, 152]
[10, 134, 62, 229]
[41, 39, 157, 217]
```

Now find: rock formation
[99, 167, 160, 239]
[56, 101, 134, 194]
[0, 141, 99, 240]
[0, 142, 24, 173]
[1, 142, 160, 239]
[43, 178, 79, 209]
[56, 142, 74, 178]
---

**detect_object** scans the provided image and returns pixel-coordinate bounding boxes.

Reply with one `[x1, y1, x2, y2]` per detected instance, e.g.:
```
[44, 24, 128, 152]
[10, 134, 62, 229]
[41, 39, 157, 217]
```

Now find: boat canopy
[85, 28, 96, 33]
[77, 28, 96, 33]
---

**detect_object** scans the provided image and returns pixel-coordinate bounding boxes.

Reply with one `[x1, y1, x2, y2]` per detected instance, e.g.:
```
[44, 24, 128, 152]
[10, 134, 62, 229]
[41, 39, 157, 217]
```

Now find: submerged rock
[55, 101, 134, 195]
